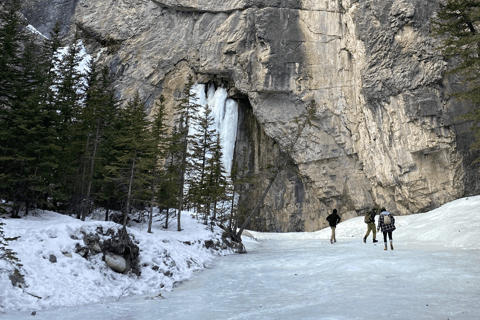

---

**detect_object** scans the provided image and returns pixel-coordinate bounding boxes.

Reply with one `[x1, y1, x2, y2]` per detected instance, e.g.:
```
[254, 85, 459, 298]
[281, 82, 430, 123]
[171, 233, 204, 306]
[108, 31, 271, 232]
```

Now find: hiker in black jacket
[363, 208, 378, 244]
[326, 209, 341, 244]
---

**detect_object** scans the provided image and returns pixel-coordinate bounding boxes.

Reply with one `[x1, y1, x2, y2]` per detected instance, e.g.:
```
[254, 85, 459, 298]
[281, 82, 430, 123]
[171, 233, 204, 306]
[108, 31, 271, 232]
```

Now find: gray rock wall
[20, 0, 480, 232]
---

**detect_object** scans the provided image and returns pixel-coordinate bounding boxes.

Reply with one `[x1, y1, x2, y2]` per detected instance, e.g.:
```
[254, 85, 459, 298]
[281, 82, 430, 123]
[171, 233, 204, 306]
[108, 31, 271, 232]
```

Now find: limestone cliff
[21, 0, 480, 232]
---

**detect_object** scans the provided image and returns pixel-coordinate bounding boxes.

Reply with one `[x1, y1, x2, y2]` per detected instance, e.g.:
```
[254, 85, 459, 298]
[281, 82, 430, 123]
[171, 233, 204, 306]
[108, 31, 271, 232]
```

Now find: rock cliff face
[22, 0, 480, 231]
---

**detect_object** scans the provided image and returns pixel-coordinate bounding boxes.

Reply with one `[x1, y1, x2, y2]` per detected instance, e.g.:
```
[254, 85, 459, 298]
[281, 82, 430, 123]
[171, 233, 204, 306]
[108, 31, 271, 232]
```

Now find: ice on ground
[2, 195, 480, 320]
[1, 195, 480, 318]
[0, 211, 231, 313]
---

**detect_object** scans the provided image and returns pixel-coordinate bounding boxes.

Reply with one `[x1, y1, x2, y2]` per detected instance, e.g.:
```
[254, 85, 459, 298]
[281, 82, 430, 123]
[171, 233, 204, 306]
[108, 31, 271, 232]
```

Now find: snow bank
[0, 211, 231, 313]
[248, 195, 480, 249]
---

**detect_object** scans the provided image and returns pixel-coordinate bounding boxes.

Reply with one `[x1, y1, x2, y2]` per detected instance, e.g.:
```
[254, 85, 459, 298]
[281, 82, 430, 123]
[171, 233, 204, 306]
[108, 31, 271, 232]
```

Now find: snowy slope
[247, 195, 480, 249]
[0, 211, 231, 313]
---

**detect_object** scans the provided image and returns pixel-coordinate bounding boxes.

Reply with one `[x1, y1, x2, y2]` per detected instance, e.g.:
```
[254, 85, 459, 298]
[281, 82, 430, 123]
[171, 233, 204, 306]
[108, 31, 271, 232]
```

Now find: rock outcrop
[21, 0, 480, 232]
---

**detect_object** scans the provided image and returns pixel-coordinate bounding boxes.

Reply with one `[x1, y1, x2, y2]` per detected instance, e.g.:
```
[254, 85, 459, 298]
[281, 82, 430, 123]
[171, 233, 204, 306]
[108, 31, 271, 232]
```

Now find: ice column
[190, 83, 238, 176]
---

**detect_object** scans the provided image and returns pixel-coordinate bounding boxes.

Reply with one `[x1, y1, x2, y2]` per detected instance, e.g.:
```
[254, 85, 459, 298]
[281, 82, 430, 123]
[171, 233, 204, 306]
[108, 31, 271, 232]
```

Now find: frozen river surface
[5, 237, 480, 320]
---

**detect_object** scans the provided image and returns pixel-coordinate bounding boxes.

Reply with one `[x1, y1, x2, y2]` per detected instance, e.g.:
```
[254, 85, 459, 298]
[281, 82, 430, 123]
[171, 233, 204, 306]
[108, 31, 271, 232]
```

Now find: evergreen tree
[188, 103, 216, 220]
[204, 132, 229, 225]
[146, 95, 169, 233]
[51, 36, 88, 207]
[158, 125, 182, 229]
[0, 3, 61, 215]
[173, 76, 201, 231]
[432, 0, 480, 162]
[77, 63, 120, 220]
[0, 0, 24, 213]
[105, 94, 151, 228]
[0, 0, 24, 106]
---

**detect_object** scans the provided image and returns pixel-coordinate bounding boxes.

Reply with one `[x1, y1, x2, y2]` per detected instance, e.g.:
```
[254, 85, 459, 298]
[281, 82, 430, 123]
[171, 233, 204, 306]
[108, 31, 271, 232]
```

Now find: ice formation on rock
[190, 84, 238, 176]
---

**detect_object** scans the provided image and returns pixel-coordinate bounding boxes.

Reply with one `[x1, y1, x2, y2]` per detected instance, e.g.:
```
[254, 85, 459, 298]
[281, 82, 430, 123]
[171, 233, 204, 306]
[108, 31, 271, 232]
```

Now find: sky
[1, 195, 479, 319]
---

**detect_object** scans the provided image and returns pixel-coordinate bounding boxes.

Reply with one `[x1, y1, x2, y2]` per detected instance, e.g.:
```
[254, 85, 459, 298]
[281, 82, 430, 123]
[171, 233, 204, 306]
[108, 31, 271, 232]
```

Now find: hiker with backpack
[377, 207, 396, 250]
[326, 209, 341, 244]
[363, 208, 378, 244]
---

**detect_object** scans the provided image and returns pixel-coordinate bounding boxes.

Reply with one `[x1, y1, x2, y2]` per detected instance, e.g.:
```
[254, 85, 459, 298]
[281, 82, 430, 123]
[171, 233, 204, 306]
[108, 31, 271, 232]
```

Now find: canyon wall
[21, 0, 480, 231]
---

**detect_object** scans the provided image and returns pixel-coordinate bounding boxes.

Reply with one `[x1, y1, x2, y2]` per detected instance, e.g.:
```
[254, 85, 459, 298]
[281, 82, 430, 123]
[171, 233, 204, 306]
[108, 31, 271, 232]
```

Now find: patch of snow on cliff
[26, 25, 47, 39]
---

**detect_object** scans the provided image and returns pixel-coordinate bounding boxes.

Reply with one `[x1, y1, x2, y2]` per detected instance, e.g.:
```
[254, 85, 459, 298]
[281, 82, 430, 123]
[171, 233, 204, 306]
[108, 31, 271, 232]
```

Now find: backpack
[364, 212, 372, 224]
[384, 215, 391, 225]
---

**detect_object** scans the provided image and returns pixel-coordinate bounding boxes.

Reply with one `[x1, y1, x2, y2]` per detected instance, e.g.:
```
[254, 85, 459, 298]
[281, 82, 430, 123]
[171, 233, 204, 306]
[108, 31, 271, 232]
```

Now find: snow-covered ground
[249, 195, 480, 250]
[0, 211, 231, 313]
[1, 195, 480, 319]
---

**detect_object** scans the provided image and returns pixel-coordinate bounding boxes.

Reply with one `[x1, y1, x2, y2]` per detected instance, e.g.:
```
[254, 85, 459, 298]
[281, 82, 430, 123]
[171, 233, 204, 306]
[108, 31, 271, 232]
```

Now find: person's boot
[390, 241, 394, 250]
[373, 239, 378, 243]
[330, 239, 333, 244]
[384, 243, 387, 250]
[363, 237, 366, 243]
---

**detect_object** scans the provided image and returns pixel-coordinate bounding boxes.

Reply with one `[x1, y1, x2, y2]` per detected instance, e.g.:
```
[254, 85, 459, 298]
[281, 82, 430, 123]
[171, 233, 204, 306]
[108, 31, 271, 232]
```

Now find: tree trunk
[82, 122, 100, 221]
[176, 130, 188, 232]
[25, 201, 30, 216]
[164, 207, 170, 229]
[78, 134, 91, 220]
[105, 199, 110, 221]
[236, 171, 279, 239]
[148, 183, 155, 233]
[123, 157, 136, 229]
[228, 192, 235, 230]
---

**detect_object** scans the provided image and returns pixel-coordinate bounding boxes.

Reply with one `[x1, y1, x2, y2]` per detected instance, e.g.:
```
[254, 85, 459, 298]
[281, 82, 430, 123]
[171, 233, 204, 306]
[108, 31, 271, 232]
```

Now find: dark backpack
[364, 212, 372, 224]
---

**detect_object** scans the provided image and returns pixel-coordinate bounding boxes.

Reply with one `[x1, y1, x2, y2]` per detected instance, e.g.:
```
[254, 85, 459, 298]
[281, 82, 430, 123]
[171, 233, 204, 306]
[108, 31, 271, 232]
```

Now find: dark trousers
[383, 231, 393, 242]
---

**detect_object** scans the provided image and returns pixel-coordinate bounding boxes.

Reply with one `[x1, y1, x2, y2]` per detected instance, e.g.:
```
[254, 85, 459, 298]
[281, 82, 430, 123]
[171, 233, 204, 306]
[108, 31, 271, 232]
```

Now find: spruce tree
[173, 76, 201, 231]
[204, 132, 229, 224]
[159, 125, 182, 229]
[105, 94, 151, 228]
[146, 95, 169, 233]
[188, 103, 216, 220]
[0, 0, 24, 213]
[77, 63, 120, 220]
[0, 0, 24, 106]
[0, 4, 61, 215]
[51, 36, 88, 207]
[432, 0, 480, 162]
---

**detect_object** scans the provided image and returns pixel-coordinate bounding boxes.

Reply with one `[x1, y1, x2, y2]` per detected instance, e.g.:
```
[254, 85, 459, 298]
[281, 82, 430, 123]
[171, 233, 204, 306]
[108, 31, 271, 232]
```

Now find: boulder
[83, 233, 102, 253]
[49, 254, 57, 263]
[104, 252, 126, 273]
[75, 243, 89, 258]
[102, 228, 141, 276]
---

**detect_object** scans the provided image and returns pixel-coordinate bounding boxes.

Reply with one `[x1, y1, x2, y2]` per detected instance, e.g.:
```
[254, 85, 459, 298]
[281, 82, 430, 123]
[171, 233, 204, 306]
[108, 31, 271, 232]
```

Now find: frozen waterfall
[190, 84, 238, 176]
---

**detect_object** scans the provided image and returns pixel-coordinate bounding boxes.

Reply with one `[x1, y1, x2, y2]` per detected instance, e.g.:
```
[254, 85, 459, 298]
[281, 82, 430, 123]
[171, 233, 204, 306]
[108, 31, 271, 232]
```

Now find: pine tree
[146, 95, 169, 233]
[0, 4, 61, 215]
[158, 125, 182, 229]
[188, 103, 216, 220]
[77, 63, 120, 220]
[432, 0, 480, 162]
[105, 94, 151, 228]
[0, 0, 25, 213]
[204, 132, 229, 225]
[51, 36, 89, 207]
[0, 0, 25, 106]
[172, 76, 201, 231]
